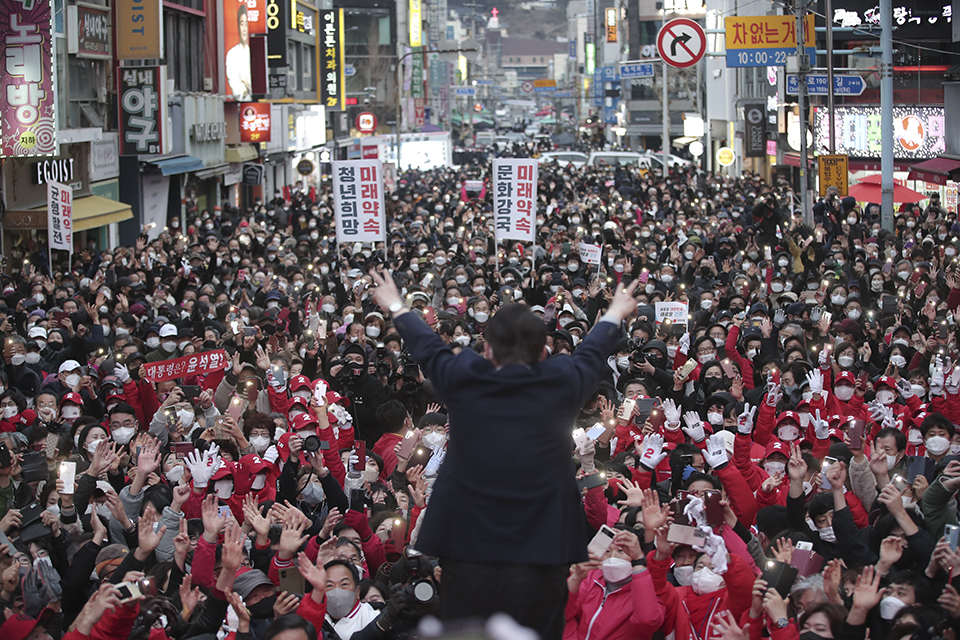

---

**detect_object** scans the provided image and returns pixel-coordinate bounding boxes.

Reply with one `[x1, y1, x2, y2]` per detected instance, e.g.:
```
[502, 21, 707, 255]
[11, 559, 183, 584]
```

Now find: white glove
[679, 332, 691, 356]
[347, 454, 361, 477]
[262, 444, 280, 464]
[424, 446, 446, 476]
[881, 414, 898, 431]
[113, 364, 130, 383]
[898, 378, 914, 399]
[765, 384, 783, 407]
[813, 409, 830, 440]
[637, 434, 667, 470]
[807, 370, 824, 396]
[737, 403, 757, 435]
[185, 444, 221, 489]
[682, 411, 706, 442]
[868, 402, 892, 424]
[702, 433, 729, 469]
[948, 368, 960, 395]
[662, 399, 681, 430]
[931, 357, 946, 396]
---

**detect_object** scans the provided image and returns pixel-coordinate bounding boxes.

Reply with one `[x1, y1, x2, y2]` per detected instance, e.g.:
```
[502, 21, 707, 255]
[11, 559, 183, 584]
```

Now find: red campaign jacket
[584, 484, 620, 531]
[930, 393, 960, 426]
[692, 441, 759, 527]
[741, 611, 800, 640]
[867, 395, 923, 442]
[563, 568, 665, 640]
[137, 379, 161, 429]
[647, 549, 755, 640]
[319, 424, 348, 487]
[373, 432, 404, 482]
[295, 589, 329, 633]
[724, 326, 755, 390]
[753, 401, 778, 447]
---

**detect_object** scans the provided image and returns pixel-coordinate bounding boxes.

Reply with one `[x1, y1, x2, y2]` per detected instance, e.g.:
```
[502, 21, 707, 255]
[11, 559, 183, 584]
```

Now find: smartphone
[721, 358, 737, 379]
[891, 474, 909, 492]
[390, 518, 408, 549]
[677, 359, 698, 380]
[760, 559, 800, 599]
[915, 282, 927, 298]
[648, 408, 666, 430]
[790, 548, 824, 577]
[52, 311, 68, 326]
[318, 319, 327, 340]
[906, 457, 933, 484]
[0, 442, 12, 469]
[172, 442, 194, 460]
[272, 365, 286, 388]
[585, 423, 606, 441]
[821, 456, 838, 490]
[269, 335, 280, 354]
[945, 524, 960, 551]
[639, 269, 649, 283]
[702, 490, 724, 527]
[164, 409, 179, 430]
[587, 524, 617, 557]
[218, 505, 232, 519]
[795, 541, 813, 551]
[59, 461, 76, 495]
[423, 308, 438, 325]
[180, 385, 202, 398]
[635, 398, 657, 424]
[243, 327, 258, 337]
[848, 419, 864, 450]
[910, 269, 922, 284]
[352, 442, 366, 473]
[278, 566, 306, 595]
[398, 430, 419, 459]
[883, 260, 893, 275]
[578, 472, 607, 492]
[667, 523, 707, 546]
[618, 398, 637, 422]
[226, 396, 245, 423]
[940, 323, 950, 340]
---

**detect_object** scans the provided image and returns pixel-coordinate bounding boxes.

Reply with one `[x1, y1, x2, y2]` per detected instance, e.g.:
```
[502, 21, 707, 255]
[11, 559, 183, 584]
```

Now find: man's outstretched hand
[606, 279, 640, 323]
[370, 269, 405, 315]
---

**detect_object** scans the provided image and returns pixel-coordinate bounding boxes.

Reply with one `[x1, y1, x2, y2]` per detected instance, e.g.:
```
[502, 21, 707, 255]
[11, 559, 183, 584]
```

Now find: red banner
[143, 350, 230, 383]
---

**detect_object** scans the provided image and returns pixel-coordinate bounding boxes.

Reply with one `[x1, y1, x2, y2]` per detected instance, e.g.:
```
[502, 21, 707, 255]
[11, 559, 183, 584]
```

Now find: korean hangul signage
[578, 242, 602, 265]
[818, 154, 849, 197]
[332, 159, 386, 244]
[76, 5, 111, 57]
[320, 9, 345, 110]
[724, 14, 815, 67]
[743, 102, 765, 158]
[239, 102, 271, 142]
[605, 7, 617, 42]
[143, 350, 230, 383]
[116, 0, 163, 59]
[0, 0, 57, 157]
[409, 0, 422, 47]
[493, 159, 538, 243]
[265, 0, 287, 67]
[820, 0, 951, 41]
[655, 301, 688, 324]
[118, 66, 166, 156]
[46, 181, 72, 251]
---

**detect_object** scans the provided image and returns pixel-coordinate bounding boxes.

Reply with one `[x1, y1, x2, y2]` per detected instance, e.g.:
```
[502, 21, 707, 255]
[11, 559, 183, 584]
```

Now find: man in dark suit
[369, 269, 639, 640]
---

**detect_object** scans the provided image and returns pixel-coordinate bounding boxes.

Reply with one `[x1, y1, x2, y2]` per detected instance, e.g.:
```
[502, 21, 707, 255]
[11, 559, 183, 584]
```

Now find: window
[301, 43, 315, 92]
[287, 41, 298, 88]
[164, 9, 204, 91]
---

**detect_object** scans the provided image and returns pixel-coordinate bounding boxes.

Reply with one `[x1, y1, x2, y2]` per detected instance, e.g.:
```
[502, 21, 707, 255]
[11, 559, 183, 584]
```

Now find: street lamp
[395, 47, 478, 169]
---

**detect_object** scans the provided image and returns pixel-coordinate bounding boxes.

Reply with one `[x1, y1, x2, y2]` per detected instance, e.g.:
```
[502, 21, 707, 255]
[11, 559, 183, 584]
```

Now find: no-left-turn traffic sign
[657, 18, 706, 68]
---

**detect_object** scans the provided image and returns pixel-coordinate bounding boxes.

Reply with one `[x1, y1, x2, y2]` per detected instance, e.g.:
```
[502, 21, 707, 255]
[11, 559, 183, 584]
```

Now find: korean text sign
[724, 15, 815, 67]
[116, 0, 162, 59]
[118, 66, 164, 155]
[47, 181, 71, 251]
[143, 350, 230, 383]
[332, 159, 386, 244]
[493, 159, 538, 243]
[655, 301, 688, 324]
[0, 0, 57, 157]
[320, 9, 345, 110]
[239, 102, 271, 142]
[578, 242, 602, 265]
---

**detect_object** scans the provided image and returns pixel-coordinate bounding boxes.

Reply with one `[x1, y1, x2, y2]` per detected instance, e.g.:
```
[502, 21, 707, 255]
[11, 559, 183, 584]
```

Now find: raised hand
[682, 412, 705, 442]
[637, 434, 667, 470]
[180, 574, 202, 620]
[662, 398, 681, 427]
[278, 510, 309, 560]
[737, 403, 756, 435]
[702, 433, 729, 469]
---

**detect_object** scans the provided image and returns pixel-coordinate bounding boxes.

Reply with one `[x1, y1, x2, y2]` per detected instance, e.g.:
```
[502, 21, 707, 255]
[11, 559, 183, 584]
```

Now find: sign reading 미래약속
[818, 154, 849, 197]
[0, 0, 58, 157]
[320, 9, 345, 110]
[493, 159, 538, 244]
[116, 0, 163, 59]
[332, 159, 386, 245]
[239, 102, 271, 142]
[47, 181, 72, 251]
[118, 66, 164, 156]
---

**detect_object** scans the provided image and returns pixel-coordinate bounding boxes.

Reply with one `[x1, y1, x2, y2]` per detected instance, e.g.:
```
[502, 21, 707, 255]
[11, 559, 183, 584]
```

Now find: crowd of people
[0, 156, 956, 640]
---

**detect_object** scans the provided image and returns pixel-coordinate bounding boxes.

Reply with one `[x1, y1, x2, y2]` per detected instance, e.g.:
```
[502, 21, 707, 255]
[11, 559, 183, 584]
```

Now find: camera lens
[412, 580, 436, 603]
[302, 435, 320, 453]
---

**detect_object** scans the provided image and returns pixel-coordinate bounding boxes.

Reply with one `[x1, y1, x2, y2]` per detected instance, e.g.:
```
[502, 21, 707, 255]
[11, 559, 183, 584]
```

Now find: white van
[586, 151, 653, 169]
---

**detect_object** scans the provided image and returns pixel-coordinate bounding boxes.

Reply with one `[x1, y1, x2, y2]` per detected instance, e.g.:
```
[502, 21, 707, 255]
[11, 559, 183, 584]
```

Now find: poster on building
[265, 0, 287, 67]
[320, 9, 345, 110]
[605, 7, 617, 42]
[744, 102, 765, 158]
[118, 66, 165, 156]
[47, 181, 72, 251]
[409, 0, 422, 47]
[223, 0, 255, 100]
[239, 102, 271, 142]
[332, 159, 386, 244]
[116, 0, 162, 59]
[493, 159, 538, 244]
[0, 0, 57, 157]
[76, 5, 111, 58]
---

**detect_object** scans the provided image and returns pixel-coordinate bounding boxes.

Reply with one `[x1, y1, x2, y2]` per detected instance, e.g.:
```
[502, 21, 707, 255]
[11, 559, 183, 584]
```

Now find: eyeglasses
[110, 420, 137, 429]
[696, 349, 716, 356]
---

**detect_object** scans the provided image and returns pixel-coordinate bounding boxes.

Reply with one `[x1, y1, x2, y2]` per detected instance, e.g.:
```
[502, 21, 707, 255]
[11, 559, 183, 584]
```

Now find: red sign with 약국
[240, 102, 271, 142]
[143, 350, 230, 383]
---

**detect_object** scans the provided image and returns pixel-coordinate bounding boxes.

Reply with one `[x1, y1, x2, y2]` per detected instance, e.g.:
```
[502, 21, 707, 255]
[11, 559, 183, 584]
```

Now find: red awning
[906, 156, 960, 185]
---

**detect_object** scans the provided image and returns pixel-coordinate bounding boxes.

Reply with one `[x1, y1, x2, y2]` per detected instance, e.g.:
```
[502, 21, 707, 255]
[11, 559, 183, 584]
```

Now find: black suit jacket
[394, 312, 621, 565]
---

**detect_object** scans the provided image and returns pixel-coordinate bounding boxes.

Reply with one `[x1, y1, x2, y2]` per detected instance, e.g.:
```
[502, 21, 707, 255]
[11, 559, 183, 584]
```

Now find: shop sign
[118, 66, 165, 156]
[319, 9, 345, 110]
[77, 5, 111, 57]
[33, 157, 74, 184]
[192, 122, 227, 142]
[240, 102, 271, 142]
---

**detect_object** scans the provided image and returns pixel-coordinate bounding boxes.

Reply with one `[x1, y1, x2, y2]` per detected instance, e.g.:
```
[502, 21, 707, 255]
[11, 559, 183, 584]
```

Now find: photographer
[332, 344, 389, 446]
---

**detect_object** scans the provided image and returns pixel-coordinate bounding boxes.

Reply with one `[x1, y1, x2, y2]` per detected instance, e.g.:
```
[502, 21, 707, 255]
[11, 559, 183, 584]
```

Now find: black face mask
[247, 595, 278, 619]
[800, 632, 830, 640]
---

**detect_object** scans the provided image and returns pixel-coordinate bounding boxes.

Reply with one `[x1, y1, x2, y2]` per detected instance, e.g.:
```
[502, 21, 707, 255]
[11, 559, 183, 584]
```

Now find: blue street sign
[344, 65, 356, 77]
[619, 62, 655, 79]
[534, 86, 555, 93]
[785, 74, 865, 96]
[555, 91, 572, 98]
[452, 86, 476, 97]
[476, 79, 494, 85]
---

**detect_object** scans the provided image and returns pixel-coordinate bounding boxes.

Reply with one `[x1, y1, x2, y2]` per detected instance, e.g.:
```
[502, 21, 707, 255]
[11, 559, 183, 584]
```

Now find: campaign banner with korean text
[0, 0, 57, 156]
[578, 242, 602, 265]
[493, 159, 538, 243]
[47, 181, 72, 250]
[143, 350, 230, 383]
[655, 301, 688, 324]
[332, 159, 386, 244]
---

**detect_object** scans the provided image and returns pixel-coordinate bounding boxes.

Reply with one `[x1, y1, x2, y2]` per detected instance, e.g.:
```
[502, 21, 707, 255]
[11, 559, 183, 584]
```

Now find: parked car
[537, 151, 588, 168]
[586, 151, 654, 169]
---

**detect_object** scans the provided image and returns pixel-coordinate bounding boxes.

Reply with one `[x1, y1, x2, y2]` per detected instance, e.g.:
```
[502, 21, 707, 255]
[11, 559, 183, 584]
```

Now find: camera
[401, 548, 438, 606]
[301, 434, 330, 453]
[375, 344, 393, 378]
[338, 361, 364, 387]
[116, 576, 157, 604]
[396, 354, 422, 396]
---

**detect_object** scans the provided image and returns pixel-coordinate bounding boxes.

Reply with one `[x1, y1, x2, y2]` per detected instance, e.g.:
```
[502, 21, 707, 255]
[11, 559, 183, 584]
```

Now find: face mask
[250, 435, 270, 453]
[771, 282, 784, 293]
[365, 325, 381, 338]
[886, 454, 899, 470]
[214, 479, 233, 500]
[667, 345, 678, 358]
[434, 257, 447, 266]
[661, 274, 674, 285]
[846, 309, 861, 321]
[831, 295, 846, 306]
[326, 588, 357, 619]
[782, 384, 797, 395]
[63, 373, 81, 389]
[889, 355, 906, 369]
[818, 525, 837, 543]
[778, 425, 799, 441]
[422, 432, 446, 449]
[898, 270, 910, 281]
[673, 565, 694, 586]
[617, 356, 630, 371]
[838, 355, 855, 368]
[1, 406, 16, 419]
[300, 482, 324, 505]
[607, 257, 615, 267]
[247, 595, 278, 620]
[926, 436, 950, 456]
[778, 258, 789, 268]
[613, 264, 625, 273]
[707, 412, 724, 426]
[698, 354, 715, 365]
[10, 353, 25, 367]
[112, 426, 136, 445]
[166, 466, 185, 484]
[764, 461, 785, 476]
[86, 439, 103, 455]
[601, 557, 633, 583]
[701, 299, 714, 311]
[453, 335, 470, 348]
[877, 389, 896, 405]
[879, 595, 907, 620]
[146, 337, 161, 350]
[179, 409, 195, 429]
[645, 283, 655, 294]
[832, 385, 855, 402]
[474, 311, 489, 323]
[454, 275, 467, 285]
[746, 348, 758, 360]
[684, 251, 695, 261]
[568, 263, 579, 272]
[251, 474, 267, 490]
[691, 567, 724, 595]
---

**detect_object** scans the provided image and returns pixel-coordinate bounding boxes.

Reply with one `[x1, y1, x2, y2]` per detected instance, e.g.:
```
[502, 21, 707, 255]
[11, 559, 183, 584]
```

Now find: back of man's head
[484, 304, 546, 367]
[376, 399, 409, 434]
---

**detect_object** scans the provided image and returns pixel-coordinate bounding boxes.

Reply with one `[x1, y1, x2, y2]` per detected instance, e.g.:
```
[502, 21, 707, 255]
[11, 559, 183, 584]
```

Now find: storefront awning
[148, 155, 205, 176]
[907, 157, 960, 185]
[5, 194, 132, 231]
[193, 163, 231, 180]
[225, 145, 258, 163]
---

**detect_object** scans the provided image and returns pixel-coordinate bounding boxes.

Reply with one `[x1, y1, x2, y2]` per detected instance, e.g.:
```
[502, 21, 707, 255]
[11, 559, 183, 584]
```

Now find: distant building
[499, 38, 567, 81]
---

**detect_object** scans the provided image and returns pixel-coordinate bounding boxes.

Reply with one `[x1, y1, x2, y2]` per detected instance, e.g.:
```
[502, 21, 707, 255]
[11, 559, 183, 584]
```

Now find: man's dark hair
[265, 614, 317, 640]
[376, 400, 409, 434]
[108, 403, 137, 419]
[755, 506, 788, 540]
[920, 412, 955, 438]
[323, 559, 360, 588]
[876, 427, 907, 453]
[484, 304, 546, 366]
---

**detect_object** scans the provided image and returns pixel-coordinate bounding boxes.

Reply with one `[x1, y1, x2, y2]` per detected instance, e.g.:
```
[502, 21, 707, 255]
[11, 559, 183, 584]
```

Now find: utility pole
[795, 2, 810, 226]
[880, 0, 893, 230]
[825, 0, 835, 152]
[662, 60, 669, 173]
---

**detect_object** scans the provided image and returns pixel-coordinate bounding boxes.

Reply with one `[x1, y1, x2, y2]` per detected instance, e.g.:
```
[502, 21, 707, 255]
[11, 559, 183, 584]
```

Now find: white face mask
[250, 435, 271, 453]
[617, 356, 630, 371]
[771, 282, 784, 293]
[25, 352, 40, 365]
[778, 425, 799, 441]
[926, 436, 950, 456]
[746, 348, 758, 360]
[62, 406, 81, 420]
[831, 295, 847, 306]
[214, 479, 233, 500]
[876, 389, 897, 406]
[112, 426, 136, 445]
[65, 373, 81, 388]
[879, 595, 907, 620]
[707, 412, 724, 426]
[691, 567, 724, 595]
[838, 355, 855, 368]
[673, 565, 694, 586]
[166, 465, 185, 484]
[365, 325, 381, 338]
[146, 337, 161, 350]
[251, 474, 267, 490]
[86, 439, 104, 454]
[698, 354, 715, 365]
[162, 341, 178, 353]
[835, 386, 855, 401]
[474, 311, 489, 323]
[701, 299, 714, 311]
[454, 335, 470, 347]
[818, 525, 836, 542]
[423, 432, 446, 449]
[178, 409, 195, 429]
[886, 454, 900, 470]
[322, 303, 336, 314]
[660, 274, 674, 285]
[890, 355, 906, 369]
[667, 345, 678, 358]
[764, 461, 785, 476]
[601, 557, 633, 583]
[847, 309, 861, 320]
